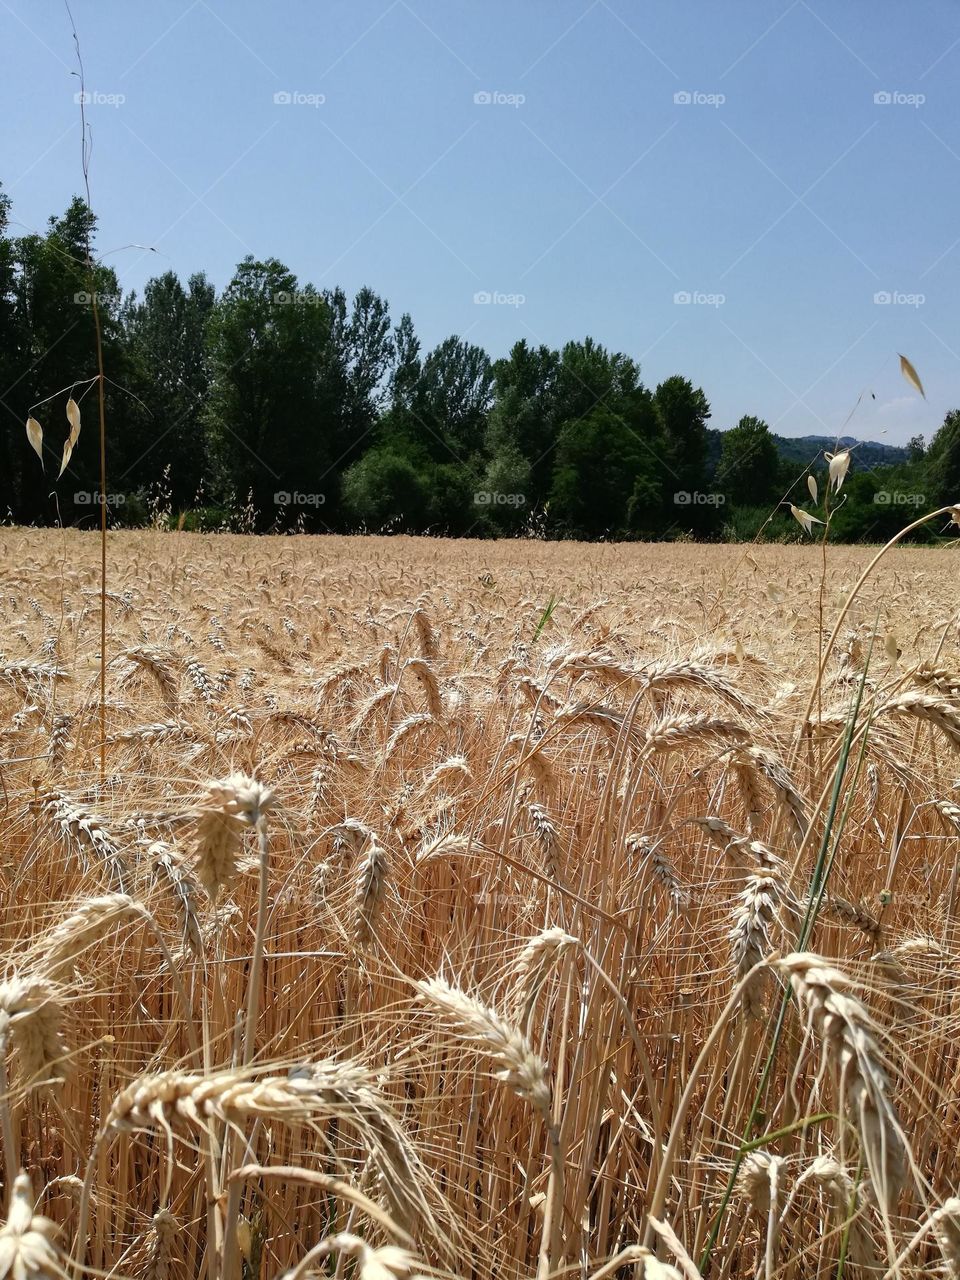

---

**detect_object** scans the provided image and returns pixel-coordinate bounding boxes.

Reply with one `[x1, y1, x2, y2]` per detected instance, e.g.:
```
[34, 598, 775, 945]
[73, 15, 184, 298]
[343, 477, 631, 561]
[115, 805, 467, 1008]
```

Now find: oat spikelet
[284, 1233, 419, 1280]
[192, 773, 274, 901]
[0, 1172, 66, 1280]
[415, 977, 551, 1119]
[778, 953, 908, 1211]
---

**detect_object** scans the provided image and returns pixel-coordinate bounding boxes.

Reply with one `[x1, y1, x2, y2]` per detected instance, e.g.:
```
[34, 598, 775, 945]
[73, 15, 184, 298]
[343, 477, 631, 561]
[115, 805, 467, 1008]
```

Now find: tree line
[2, 189, 958, 541]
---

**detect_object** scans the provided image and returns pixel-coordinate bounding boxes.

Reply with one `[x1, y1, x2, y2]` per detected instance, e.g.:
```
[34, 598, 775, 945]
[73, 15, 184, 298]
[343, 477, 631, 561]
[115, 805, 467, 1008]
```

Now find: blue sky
[4, 0, 960, 444]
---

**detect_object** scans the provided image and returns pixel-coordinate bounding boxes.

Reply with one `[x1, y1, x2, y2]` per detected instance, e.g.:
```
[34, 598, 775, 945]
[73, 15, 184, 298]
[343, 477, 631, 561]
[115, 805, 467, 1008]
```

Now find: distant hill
[772, 434, 908, 468]
[706, 429, 908, 471]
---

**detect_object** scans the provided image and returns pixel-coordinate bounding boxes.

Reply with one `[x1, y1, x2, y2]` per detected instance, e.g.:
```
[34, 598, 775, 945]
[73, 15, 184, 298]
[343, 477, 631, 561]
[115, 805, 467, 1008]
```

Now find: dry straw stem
[229, 1165, 414, 1247]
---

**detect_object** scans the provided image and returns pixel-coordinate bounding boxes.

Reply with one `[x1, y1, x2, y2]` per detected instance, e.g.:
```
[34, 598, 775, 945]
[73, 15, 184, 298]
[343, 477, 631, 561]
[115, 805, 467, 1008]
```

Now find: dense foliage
[1, 189, 953, 541]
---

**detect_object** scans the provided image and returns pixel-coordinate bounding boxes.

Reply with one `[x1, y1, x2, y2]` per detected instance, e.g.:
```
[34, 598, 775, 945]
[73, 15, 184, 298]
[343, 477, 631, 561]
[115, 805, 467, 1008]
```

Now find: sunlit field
[3, 528, 960, 1280]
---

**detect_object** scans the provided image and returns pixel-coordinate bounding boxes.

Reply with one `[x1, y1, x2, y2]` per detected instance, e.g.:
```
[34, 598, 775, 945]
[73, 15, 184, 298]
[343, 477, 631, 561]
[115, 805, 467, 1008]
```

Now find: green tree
[322, 285, 394, 464]
[485, 340, 560, 508]
[925, 410, 960, 506]
[653, 375, 711, 502]
[123, 270, 216, 506]
[716, 415, 779, 507]
[204, 257, 338, 526]
[479, 444, 532, 533]
[342, 445, 428, 530]
[415, 335, 493, 461]
[549, 398, 663, 538]
[906, 433, 925, 463]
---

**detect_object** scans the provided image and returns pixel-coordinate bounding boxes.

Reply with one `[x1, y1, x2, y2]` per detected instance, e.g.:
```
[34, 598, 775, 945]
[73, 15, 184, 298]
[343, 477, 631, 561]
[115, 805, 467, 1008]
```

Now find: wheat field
[2, 527, 960, 1280]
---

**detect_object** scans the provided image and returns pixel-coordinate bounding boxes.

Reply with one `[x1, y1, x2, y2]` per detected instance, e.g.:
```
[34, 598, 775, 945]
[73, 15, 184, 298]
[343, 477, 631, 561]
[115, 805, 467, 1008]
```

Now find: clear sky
[4, 0, 960, 445]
